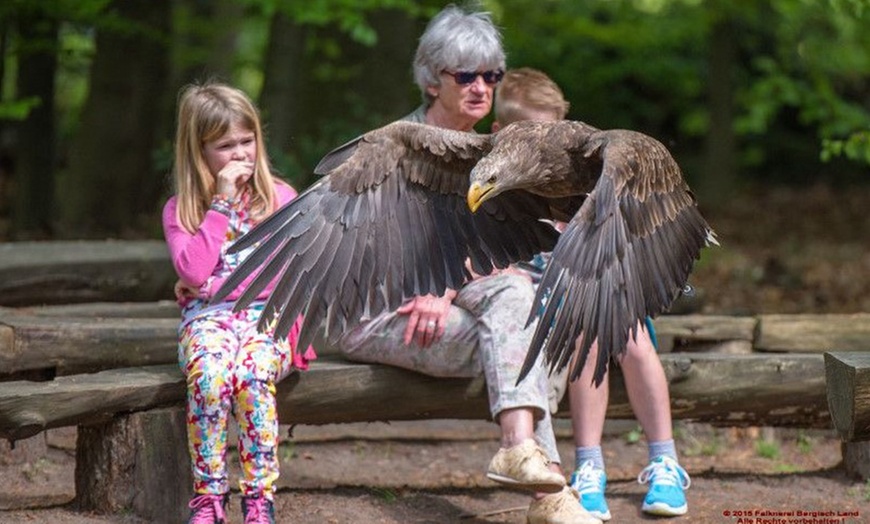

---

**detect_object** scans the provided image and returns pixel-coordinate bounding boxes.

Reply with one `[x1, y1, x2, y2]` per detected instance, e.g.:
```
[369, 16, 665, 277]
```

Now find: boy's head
[493, 67, 569, 131]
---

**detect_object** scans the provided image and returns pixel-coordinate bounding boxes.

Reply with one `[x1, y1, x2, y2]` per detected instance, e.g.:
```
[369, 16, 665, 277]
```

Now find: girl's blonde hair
[173, 82, 279, 233]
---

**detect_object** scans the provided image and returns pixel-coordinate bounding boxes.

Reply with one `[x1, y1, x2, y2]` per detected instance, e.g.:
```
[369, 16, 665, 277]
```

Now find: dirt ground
[0, 420, 867, 523]
[2, 183, 870, 523]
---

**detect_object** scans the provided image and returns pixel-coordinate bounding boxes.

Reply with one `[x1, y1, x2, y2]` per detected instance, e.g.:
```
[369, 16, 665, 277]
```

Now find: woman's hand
[397, 293, 455, 347]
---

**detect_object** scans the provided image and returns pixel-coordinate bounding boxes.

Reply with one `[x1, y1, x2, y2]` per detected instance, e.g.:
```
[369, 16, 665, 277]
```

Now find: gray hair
[412, 4, 506, 104]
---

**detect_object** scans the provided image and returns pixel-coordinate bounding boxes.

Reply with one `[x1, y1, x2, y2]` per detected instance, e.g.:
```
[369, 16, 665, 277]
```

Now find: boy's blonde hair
[172, 82, 279, 233]
[495, 68, 570, 126]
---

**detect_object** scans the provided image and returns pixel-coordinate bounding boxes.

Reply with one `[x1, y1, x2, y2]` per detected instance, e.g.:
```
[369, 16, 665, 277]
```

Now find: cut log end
[824, 352, 870, 442]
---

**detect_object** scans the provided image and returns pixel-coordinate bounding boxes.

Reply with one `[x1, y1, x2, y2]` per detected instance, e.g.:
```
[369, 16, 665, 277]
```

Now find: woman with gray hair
[338, 4, 601, 524]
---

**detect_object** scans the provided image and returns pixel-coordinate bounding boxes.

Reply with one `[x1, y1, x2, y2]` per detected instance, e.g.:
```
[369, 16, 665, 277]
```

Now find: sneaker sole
[486, 472, 564, 493]
[588, 509, 612, 521]
[576, 493, 611, 521]
[642, 502, 688, 516]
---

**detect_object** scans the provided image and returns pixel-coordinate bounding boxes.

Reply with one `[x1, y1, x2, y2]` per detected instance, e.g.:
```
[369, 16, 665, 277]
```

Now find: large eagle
[212, 119, 717, 385]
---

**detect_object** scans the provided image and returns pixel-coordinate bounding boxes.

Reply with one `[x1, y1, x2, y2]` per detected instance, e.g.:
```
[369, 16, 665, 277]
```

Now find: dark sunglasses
[442, 69, 505, 86]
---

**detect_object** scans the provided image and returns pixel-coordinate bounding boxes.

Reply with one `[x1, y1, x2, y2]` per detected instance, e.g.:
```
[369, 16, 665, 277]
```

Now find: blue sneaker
[569, 461, 612, 521]
[637, 456, 691, 516]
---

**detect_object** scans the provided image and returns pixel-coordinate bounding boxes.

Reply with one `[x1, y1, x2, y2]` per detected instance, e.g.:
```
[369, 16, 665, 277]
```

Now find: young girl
[163, 82, 315, 524]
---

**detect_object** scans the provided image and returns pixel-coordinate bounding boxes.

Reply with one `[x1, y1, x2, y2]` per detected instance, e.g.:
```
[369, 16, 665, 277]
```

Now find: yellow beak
[467, 181, 491, 213]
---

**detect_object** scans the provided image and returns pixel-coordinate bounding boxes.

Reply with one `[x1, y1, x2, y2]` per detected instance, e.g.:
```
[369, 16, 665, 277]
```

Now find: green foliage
[368, 487, 398, 503]
[499, 0, 707, 134]
[55, 24, 96, 143]
[497, 0, 870, 178]
[795, 431, 814, 454]
[822, 131, 870, 165]
[624, 426, 643, 444]
[755, 438, 781, 460]
[736, 0, 870, 168]
[3, 0, 869, 238]
[0, 96, 41, 120]
[245, 0, 431, 46]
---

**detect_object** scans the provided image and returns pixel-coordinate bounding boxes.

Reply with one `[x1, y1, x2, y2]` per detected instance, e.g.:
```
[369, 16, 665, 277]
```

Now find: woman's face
[202, 121, 257, 178]
[428, 69, 501, 130]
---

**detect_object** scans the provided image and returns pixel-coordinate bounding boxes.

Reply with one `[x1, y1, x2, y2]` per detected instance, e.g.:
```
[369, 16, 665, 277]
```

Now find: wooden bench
[0, 354, 832, 521]
[2, 303, 855, 520]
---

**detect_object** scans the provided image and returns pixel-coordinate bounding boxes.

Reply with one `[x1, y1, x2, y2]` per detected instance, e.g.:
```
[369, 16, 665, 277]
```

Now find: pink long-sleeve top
[162, 183, 296, 306]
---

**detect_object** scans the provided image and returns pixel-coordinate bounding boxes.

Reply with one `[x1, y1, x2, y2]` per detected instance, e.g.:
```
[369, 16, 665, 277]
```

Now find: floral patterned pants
[178, 304, 295, 500]
[338, 274, 561, 463]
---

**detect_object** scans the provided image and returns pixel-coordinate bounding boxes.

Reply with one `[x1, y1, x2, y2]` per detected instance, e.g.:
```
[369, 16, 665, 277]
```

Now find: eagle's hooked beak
[467, 181, 494, 213]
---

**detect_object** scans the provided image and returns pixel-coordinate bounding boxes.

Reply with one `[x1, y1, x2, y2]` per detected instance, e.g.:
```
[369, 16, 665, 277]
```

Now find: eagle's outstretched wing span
[211, 120, 562, 352]
[519, 128, 716, 386]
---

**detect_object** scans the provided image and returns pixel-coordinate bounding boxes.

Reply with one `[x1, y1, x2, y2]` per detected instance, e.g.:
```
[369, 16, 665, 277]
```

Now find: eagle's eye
[487, 175, 497, 185]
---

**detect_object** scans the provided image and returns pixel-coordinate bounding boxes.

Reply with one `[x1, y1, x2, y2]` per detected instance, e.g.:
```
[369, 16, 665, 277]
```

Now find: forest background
[0, 0, 868, 241]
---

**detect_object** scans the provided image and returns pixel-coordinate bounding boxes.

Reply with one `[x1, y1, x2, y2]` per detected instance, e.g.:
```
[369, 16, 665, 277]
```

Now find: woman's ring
[427, 321, 437, 328]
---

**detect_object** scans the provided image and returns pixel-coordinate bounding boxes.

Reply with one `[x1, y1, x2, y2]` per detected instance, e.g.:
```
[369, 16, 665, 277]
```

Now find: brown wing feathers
[523, 129, 713, 386]
[213, 121, 561, 353]
[215, 120, 712, 388]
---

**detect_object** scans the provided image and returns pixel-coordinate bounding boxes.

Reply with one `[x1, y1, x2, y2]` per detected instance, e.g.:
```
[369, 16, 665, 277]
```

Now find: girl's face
[202, 121, 257, 178]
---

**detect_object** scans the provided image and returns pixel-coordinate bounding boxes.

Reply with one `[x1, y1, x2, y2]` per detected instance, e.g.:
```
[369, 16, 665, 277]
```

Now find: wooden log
[653, 315, 756, 353]
[612, 353, 829, 428]
[0, 353, 832, 442]
[757, 314, 870, 352]
[0, 311, 756, 376]
[0, 313, 178, 375]
[0, 365, 184, 442]
[824, 351, 870, 441]
[75, 407, 191, 521]
[8, 301, 180, 319]
[0, 240, 175, 307]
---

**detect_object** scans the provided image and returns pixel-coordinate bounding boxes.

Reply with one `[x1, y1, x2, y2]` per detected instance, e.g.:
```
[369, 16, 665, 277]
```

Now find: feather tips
[519, 126, 714, 387]
[213, 121, 561, 356]
[214, 119, 714, 391]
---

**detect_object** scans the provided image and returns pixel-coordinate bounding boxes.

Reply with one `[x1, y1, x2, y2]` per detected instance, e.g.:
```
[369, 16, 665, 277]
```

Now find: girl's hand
[174, 279, 199, 300]
[215, 160, 254, 200]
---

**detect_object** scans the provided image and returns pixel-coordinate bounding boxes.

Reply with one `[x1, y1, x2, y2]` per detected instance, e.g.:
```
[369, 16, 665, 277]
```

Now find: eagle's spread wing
[521, 128, 716, 386]
[211, 120, 562, 352]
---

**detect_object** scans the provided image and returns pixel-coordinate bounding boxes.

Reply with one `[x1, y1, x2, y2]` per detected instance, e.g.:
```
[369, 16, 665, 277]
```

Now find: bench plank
[0, 365, 184, 441]
[0, 314, 178, 375]
[0, 241, 175, 307]
[0, 310, 768, 376]
[0, 353, 830, 442]
[7, 301, 180, 319]
[757, 314, 870, 352]
[653, 315, 757, 353]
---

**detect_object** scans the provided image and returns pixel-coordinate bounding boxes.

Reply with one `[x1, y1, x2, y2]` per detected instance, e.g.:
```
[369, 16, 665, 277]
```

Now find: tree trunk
[59, 0, 171, 237]
[698, 14, 738, 210]
[75, 407, 191, 521]
[172, 0, 244, 86]
[261, 8, 419, 190]
[12, 13, 58, 238]
[259, 11, 306, 185]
